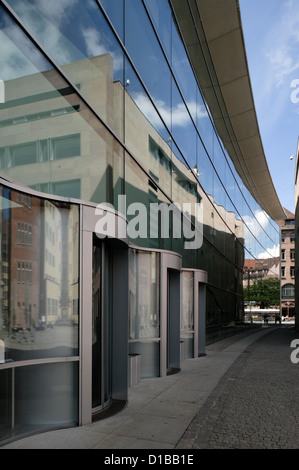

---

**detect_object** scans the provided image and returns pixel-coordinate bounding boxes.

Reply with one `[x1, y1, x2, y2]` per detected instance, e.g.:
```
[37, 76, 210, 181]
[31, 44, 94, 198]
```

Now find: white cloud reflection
[243, 210, 279, 259]
[133, 92, 208, 129]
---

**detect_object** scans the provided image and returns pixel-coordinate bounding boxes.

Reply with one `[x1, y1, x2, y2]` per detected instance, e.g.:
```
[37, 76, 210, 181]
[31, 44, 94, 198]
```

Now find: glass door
[167, 269, 180, 375]
[92, 238, 111, 414]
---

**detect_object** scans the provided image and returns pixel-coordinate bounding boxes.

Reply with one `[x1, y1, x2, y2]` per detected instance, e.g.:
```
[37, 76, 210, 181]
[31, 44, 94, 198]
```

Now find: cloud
[81, 27, 123, 71]
[82, 28, 107, 57]
[132, 92, 208, 130]
[265, 1, 299, 87]
[0, 21, 48, 81]
[0, 0, 80, 71]
[34, 0, 76, 23]
[257, 245, 280, 259]
[243, 210, 280, 259]
[268, 45, 299, 87]
[243, 209, 269, 238]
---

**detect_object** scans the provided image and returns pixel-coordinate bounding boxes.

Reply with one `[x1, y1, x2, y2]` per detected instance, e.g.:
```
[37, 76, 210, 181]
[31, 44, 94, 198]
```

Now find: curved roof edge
[171, 0, 286, 221]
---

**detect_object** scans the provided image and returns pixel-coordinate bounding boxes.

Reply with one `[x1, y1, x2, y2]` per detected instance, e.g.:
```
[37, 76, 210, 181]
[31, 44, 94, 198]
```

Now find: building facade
[294, 141, 299, 331]
[0, 0, 284, 444]
[278, 209, 295, 318]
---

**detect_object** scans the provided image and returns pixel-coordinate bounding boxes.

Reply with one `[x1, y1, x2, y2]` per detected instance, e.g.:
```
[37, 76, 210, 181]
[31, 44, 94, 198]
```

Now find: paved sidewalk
[177, 324, 299, 449]
[1, 325, 297, 449]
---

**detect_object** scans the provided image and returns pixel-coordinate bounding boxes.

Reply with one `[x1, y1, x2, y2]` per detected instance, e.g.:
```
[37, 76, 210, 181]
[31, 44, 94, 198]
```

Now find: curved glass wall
[0, 1, 280, 337]
[0, 182, 79, 443]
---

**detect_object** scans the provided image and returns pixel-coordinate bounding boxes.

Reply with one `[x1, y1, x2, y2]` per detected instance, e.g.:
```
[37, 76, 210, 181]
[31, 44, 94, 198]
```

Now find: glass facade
[0, 0, 281, 444]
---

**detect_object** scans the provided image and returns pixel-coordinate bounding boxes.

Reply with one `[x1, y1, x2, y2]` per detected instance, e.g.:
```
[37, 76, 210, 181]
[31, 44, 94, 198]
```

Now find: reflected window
[31, 179, 81, 199]
[11, 142, 37, 166]
[51, 134, 80, 160]
[281, 266, 285, 278]
[0, 134, 81, 169]
[149, 136, 171, 174]
[282, 284, 295, 298]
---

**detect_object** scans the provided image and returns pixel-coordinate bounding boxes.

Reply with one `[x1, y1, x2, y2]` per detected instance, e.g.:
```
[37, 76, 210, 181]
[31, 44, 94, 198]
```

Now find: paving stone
[176, 326, 299, 450]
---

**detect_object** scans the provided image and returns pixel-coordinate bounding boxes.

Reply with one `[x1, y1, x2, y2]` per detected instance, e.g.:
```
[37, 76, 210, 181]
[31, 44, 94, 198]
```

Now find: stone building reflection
[0, 52, 245, 344]
[0, 188, 79, 361]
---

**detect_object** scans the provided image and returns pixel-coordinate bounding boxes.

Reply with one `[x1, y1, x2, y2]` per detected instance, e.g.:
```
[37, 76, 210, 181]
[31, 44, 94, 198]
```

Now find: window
[22, 262, 25, 283]
[25, 262, 29, 283]
[0, 147, 5, 169]
[28, 226, 32, 245]
[52, 134, 80, 160]
[281, 266, 285, 278]
[291, 266, 295, 278]
[149, 136, 171, 173]
[285, 220, 295, 225]
[282, 284, 295, 298]
[0, 134, 81, 168]
[281, 249, 285, 260]
[52, 179, 81, 199]
[17, 262, 21, 283]
[11, 142, 37, 166]
[31, 179, 81, 199]
[290, 232, 295, 242]
[290, 249, 295, 261]
[39, 139, 48, 162]
[281, 233, 285, 243]
[17, 224, 32, 246]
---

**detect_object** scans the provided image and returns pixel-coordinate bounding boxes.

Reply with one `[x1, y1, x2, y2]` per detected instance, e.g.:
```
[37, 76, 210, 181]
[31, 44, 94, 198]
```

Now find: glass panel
[125, 0, 171, 117]
[92, 240, 102, 409]
[6, 0, 125, 138]
[0, 362, 78, 444]
[0, 4, 124, 205]
[171, 81, 197, 168]
[91, 239, 111, 411]
[129, 249, 160, 340]
[0, 369, 12, 441]
[181, 332, 194, 359]
[103, 245, 111, 404]
[99, 0, 125, 41]
[144, 0, 172, 60]
[0, 185, 79, 362]
[14, 362, 78, 428]
[124, 58, 172, 167]
[148, 135, 172, 197]
[125, 152, 172, 250]
[197, 137, 214, 199]
[181, 271, 194, 331]
[129, 341, 160, 378]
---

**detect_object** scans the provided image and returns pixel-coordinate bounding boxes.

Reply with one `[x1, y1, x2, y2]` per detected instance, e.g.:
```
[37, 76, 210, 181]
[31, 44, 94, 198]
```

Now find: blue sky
[239, 0, 299, 215]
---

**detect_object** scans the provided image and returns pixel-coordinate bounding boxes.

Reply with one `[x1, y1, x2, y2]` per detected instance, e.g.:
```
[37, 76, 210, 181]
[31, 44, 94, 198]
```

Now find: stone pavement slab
[176, 325, 299, 449]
